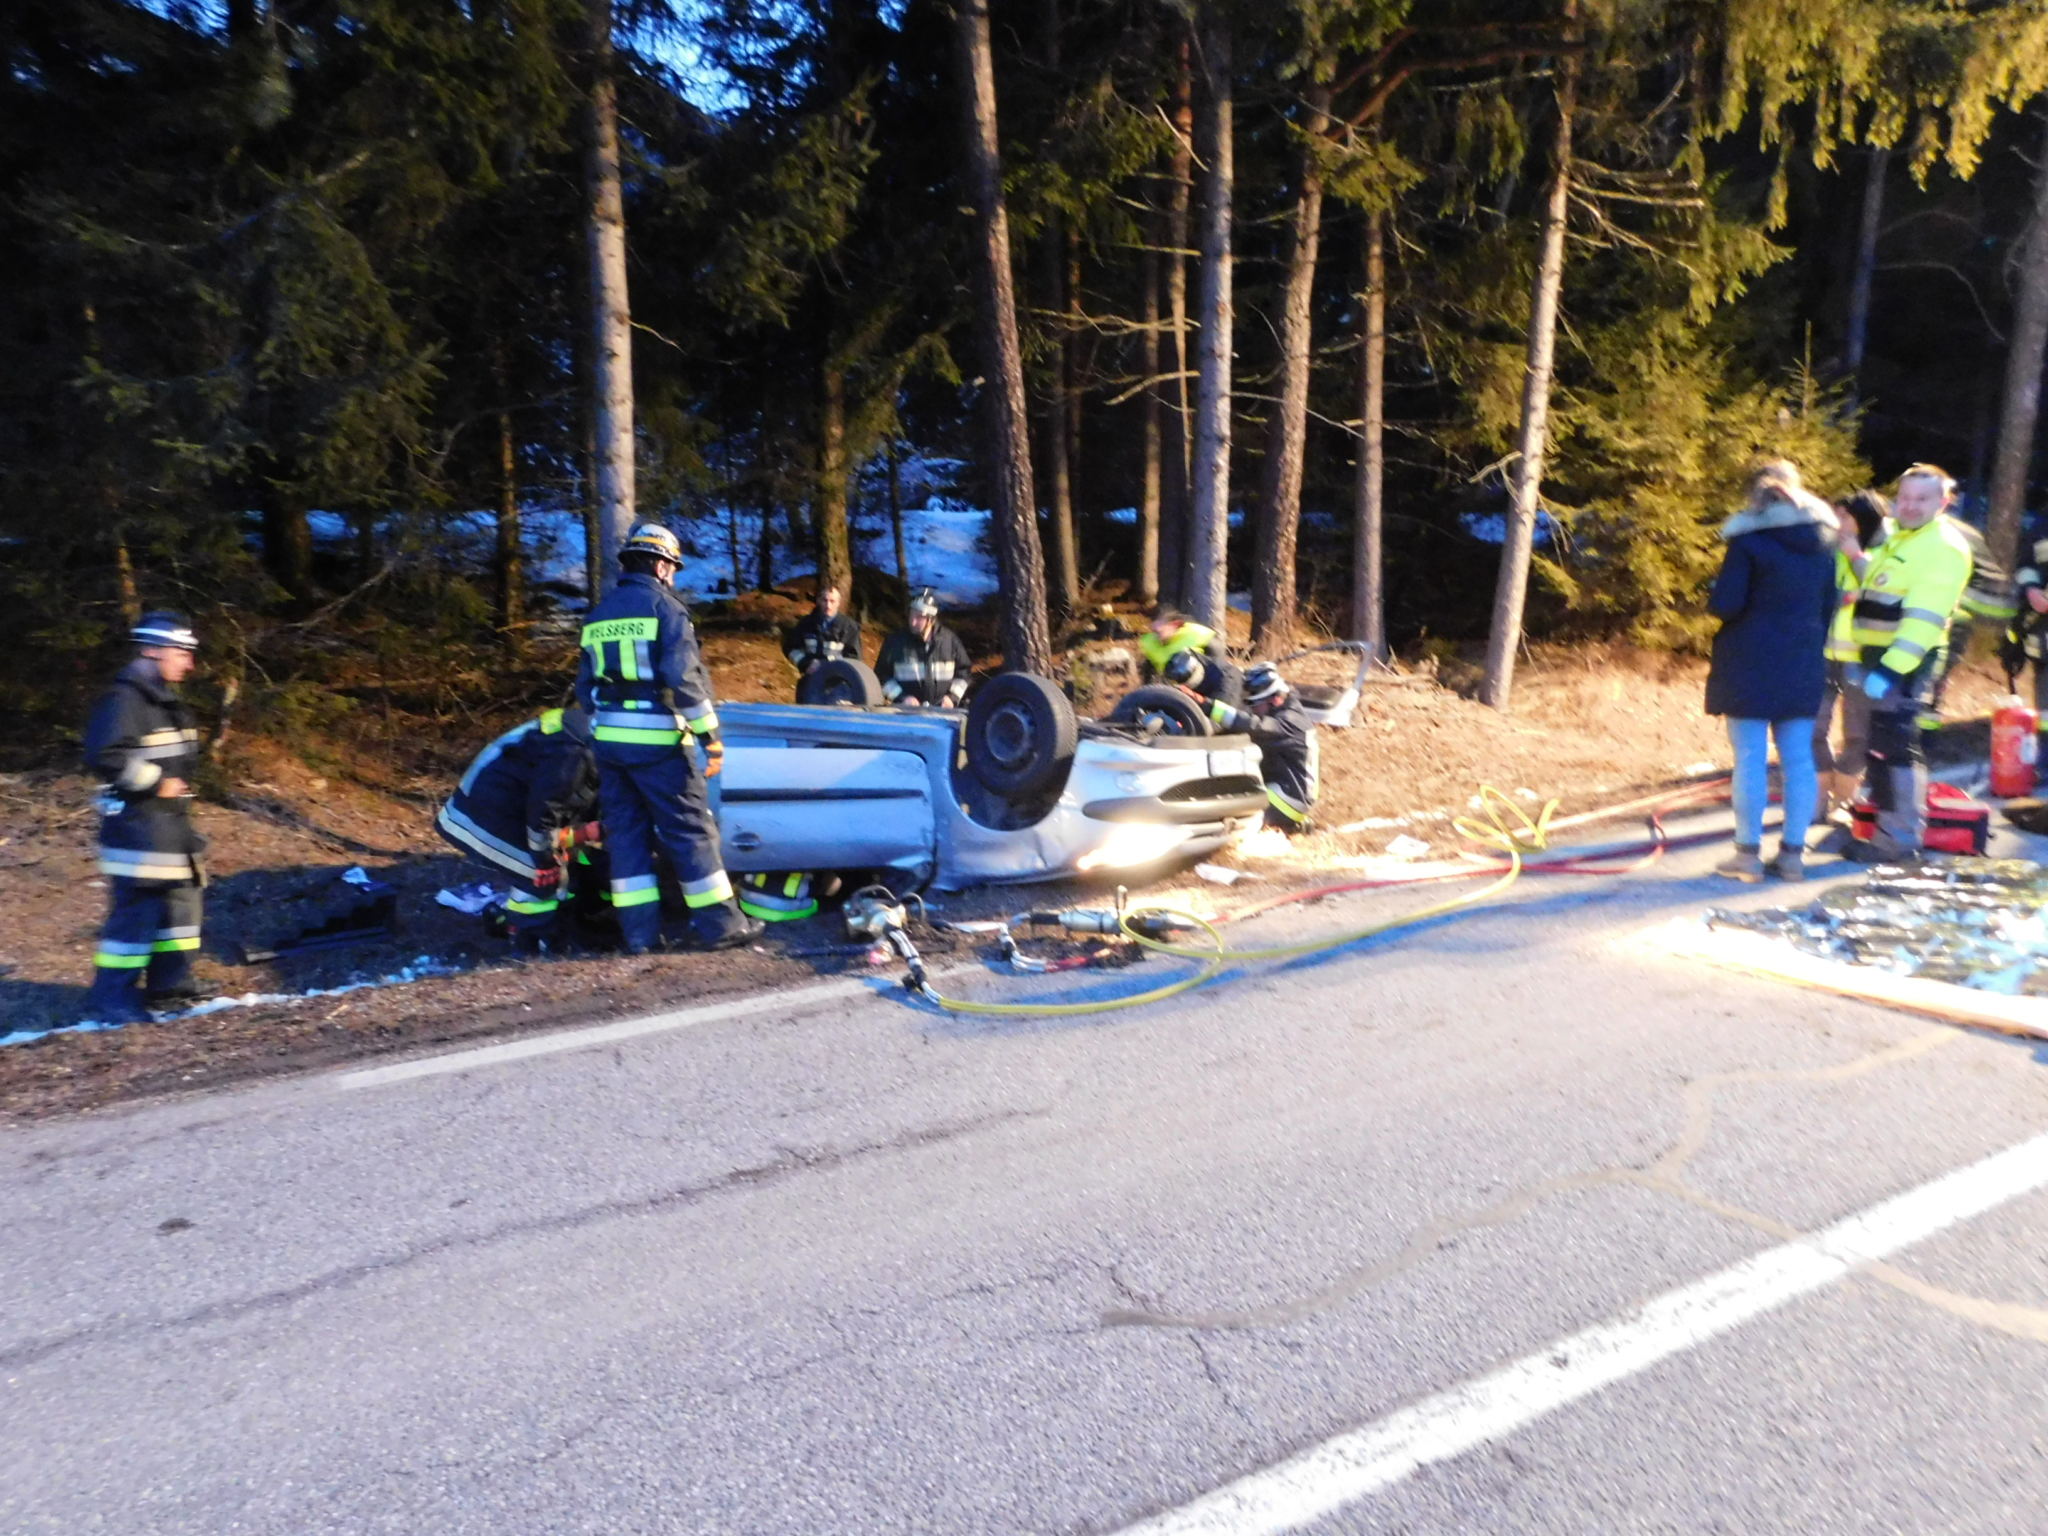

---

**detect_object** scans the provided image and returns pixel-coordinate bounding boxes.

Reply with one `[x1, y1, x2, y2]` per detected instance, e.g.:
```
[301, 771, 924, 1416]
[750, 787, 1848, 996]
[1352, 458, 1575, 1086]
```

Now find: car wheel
[966, 672, 1078, 796]
[798, 658, 885, 708]
[1108, 684, 1213, 737]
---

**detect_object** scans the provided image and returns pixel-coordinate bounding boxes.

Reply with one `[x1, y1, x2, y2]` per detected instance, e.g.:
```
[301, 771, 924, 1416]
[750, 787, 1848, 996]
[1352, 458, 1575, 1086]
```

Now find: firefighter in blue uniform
[784, 583, 863, 694]
[574, 522, 761, 953]
[81, 612, 209, 1023]
[437, 705, 604, 952]
[876, 587, 972, 707]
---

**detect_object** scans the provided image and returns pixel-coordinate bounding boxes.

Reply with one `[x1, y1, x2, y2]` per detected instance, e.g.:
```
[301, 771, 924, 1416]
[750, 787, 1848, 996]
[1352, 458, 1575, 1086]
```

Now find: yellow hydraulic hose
[914, 786, 1562, 1017]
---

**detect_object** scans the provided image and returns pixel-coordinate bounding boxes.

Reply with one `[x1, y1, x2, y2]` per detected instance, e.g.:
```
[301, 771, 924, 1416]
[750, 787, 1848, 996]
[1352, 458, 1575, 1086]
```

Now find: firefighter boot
[80, 971, 152, 1027]
[145, 950, 214, 1011]
[689, 901, 765, 952]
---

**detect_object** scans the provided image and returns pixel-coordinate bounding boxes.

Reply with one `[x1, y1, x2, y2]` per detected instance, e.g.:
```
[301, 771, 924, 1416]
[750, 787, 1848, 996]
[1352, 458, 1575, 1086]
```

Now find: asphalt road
[7, 816, 2048, 1535]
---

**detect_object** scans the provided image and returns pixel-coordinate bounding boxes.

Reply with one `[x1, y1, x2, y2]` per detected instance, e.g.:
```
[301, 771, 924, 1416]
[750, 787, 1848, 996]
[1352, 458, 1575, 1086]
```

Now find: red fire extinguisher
[1990, 695, 2040, 798]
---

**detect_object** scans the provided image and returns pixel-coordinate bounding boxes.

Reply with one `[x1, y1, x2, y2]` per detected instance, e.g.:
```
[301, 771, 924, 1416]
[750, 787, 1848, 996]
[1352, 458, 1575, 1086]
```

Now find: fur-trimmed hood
[1719, 489, 1839, 542]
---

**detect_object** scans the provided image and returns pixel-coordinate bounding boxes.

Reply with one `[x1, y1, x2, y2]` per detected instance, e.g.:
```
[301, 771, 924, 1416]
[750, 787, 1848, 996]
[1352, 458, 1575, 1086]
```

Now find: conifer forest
[8, 0, 2048, 747]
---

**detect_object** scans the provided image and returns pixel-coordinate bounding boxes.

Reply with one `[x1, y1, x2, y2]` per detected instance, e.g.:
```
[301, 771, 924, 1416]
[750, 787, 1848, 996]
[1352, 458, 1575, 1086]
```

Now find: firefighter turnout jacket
[1850, 515, 1974, 683]
[877, 623, 972, 706]
[84, 657, 202, 882]
[437, 707, 598, 879]
[2011, 510, 2048, 664]
[1208, 694, 1319, 829]
[785, 610, 862, 674]
[574, 571, 721, 748]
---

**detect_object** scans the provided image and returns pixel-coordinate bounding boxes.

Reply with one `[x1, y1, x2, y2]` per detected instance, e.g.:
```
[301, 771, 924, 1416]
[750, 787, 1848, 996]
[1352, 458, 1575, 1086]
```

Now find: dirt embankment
[0, 618, 2012, 1121]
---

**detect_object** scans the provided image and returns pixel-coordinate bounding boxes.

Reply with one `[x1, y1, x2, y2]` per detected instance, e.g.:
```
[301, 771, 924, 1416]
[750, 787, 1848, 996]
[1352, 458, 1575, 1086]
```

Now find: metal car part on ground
[709, 683, 1266, 891]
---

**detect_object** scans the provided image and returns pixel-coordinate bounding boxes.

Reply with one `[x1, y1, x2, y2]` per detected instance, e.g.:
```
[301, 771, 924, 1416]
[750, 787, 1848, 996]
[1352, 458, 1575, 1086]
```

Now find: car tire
[798, 658, 885, 708]
[966, 672, 1078, 796]
[1109, 685, 1214, 737]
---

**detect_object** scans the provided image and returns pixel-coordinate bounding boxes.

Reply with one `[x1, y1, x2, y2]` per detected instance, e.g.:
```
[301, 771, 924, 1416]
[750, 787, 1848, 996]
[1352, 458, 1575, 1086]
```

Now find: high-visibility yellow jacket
[1850, 515, 1974, 679]
[1825, 547, 1866, 663]
[1139, 620, 1224, 680]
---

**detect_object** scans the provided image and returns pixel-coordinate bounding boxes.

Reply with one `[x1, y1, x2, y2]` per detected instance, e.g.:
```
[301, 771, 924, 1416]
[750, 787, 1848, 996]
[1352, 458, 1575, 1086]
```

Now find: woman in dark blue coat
[1705, 461, 1840, 881]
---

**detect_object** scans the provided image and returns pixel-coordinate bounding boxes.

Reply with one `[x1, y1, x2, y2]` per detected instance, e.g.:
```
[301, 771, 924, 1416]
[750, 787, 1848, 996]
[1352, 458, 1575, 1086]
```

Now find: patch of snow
[0, 956, 466, 1050]
[1461, 509, 1558, 546]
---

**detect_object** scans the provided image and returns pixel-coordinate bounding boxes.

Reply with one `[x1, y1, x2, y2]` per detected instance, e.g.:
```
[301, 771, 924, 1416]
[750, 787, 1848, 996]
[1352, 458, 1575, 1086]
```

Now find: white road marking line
[1117, 1127, 2048, 1536]
[336, 975, 893, 1090]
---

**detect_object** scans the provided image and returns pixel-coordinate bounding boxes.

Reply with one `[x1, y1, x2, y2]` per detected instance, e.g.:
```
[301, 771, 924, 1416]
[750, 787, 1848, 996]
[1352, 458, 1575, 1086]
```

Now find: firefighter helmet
[1244, 662, 1288, 708]
[133, 611, 199, 651]
[1162, 648, 1202, 686]
[621, 521, 683, 565]
[909, 585, 940, 620]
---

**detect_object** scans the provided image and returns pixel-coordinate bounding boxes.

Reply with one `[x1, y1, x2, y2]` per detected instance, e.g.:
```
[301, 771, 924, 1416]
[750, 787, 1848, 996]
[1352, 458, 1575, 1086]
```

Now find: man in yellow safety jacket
[1847, 464, 1974, 861]
[1138, 610, 1228, 688]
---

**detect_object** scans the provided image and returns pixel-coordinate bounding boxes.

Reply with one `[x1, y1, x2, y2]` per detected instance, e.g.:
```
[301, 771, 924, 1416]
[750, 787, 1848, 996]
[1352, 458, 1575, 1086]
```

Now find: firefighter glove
[702, 732, 725, 778]
[530, 864, 562, 893]
[1862, 668, 1897, 701]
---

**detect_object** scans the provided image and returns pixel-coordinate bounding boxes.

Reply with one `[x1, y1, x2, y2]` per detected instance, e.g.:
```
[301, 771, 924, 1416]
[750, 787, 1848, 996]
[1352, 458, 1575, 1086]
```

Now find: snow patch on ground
[1, 957, 465, 1049]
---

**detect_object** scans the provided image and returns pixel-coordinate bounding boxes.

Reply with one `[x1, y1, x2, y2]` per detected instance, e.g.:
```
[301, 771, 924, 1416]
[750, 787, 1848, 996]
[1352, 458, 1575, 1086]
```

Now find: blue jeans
[1728, 717, 1818, 852]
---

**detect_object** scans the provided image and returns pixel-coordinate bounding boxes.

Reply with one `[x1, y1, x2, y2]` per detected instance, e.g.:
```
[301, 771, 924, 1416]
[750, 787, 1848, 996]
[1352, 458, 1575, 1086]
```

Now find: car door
[711, 742, 936, 881]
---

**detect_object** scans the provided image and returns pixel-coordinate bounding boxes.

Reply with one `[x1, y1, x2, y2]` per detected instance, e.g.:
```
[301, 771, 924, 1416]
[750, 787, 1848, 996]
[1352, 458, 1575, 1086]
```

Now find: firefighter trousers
[1853, 658, 1935, 851]
[89, 874, 202, 1005]
[595, 745, 733, 950]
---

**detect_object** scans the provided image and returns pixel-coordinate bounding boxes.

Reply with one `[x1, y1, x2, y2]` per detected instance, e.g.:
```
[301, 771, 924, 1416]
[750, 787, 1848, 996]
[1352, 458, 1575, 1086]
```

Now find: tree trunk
[1251, 84, 1330, 652]
[1185, 4, 1234, 632]
[955, 0, 1054, 675]
[572, 216, 603, 606]
[1039, 223, 1080, 620]
[1138, 241, 1163, 605]
[112, 529, 140, 628]
[818, 361, 854, 602]
[262, 502, 312, 597]
[1479, 24, 1578, 712]
[1065, 229, 1087, 568]
[1843, 144, 1887, 390]
[887, 440, 909, 587]
[1157, 40, 1194, 610]
[756, 488, 775, 591]
[1351, 206, 1387, 659]
[493, 344, 524, 646]
[585, 0, 635, 592]
[1989, 112, 2048, 576]
[728, 496, 744, 594]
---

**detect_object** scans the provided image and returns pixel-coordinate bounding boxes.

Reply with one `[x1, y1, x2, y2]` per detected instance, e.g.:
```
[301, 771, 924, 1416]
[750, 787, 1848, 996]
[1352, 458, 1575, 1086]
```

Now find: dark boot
[81, 973, 153, 1026]
[145, 952, 214, 1010]
[689, 902, 764, 951]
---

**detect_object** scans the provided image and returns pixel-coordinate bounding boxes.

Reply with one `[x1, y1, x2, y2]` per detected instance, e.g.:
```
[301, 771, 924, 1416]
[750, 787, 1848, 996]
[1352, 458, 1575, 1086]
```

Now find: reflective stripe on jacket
[1850, 516, 1973, 678]
[83, 657, 201, 876]
[443, 706, 598, 868]
[875, 624, 971, 705]
[574, 572, 719, 747]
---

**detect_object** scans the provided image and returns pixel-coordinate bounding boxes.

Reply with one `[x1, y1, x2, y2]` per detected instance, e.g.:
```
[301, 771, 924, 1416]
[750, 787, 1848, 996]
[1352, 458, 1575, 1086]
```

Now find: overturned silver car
[711, 671, 1266, 891]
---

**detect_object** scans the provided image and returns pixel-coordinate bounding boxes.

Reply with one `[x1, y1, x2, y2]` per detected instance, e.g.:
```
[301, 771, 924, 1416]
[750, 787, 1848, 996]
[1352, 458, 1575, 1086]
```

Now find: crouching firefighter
[1850, 463, 1974, 862]
[437, 705, 603, 953]
[1206, 663, 1319, 835]
[575, 521, 762, 953]
[81, 612, 208, 1023]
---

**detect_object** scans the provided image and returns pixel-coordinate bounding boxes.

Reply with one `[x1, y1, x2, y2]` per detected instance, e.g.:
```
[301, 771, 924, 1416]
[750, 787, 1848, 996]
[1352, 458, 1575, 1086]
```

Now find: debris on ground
[1707, 859, 2048, 995]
